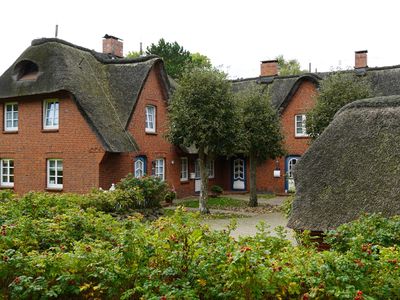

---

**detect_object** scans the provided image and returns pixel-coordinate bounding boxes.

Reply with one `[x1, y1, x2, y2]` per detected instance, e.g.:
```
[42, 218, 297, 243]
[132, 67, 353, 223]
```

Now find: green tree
[306, 72, 373, 139]
[189, 52, 212, 69]
[146, 38, 191, 79]
[168, 68, 238, 213]
[236, 84, 284, 207]
[276, 55, 304, 76]
[125, 51, 141, 58]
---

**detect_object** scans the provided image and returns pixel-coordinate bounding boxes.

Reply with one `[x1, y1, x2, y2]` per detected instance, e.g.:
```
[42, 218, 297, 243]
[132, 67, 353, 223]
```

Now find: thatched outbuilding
[288, 95, 400, 232]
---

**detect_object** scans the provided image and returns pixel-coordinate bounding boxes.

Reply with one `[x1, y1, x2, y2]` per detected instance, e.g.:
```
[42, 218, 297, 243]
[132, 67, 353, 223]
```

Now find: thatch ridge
[0, 39, 169, 152]
[288, 95, 400, 231]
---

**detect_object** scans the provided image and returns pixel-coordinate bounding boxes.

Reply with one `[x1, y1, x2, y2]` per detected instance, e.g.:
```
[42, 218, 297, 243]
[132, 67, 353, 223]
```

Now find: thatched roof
[0, 38, 170, 152]
[231, 65, 400, 111]
[232, 74, 320, 110]
[287, 95, 400, 231]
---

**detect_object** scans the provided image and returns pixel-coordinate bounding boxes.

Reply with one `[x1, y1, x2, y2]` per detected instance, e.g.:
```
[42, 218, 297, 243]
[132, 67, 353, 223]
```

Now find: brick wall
[256, 80, 317, 194]
[0, 91, 105, 194]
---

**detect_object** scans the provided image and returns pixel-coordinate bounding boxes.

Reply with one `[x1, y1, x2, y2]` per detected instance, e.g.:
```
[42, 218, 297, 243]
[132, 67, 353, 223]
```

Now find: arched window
[13, 60, 39, 81]
[134, 156, 146, 178]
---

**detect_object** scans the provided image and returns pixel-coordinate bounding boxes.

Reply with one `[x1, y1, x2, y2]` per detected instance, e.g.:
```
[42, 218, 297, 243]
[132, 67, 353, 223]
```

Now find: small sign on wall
[273, 170, 281, 178]
[190, 173, 196, 179]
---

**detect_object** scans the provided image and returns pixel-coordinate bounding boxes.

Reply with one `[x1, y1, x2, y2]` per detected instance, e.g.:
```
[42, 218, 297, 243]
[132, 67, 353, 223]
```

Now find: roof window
[14, 60, 39, 81]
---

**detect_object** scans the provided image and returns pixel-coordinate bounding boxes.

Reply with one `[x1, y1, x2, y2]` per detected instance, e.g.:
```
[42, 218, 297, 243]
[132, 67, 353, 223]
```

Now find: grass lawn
[180, 196, 247, 209]
[258, 193, 276, 200]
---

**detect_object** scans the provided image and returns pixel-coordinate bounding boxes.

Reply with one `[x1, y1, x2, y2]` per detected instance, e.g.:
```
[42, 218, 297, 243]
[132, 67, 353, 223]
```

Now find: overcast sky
[1, 0, 399, 79]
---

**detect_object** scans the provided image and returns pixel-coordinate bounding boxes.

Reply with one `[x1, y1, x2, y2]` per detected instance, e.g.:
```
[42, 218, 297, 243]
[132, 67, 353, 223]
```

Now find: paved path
[170, 194, 296, 242]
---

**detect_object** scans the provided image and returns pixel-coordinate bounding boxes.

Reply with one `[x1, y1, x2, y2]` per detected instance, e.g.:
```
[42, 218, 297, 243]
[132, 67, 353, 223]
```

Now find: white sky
[1, 0, 399, 79]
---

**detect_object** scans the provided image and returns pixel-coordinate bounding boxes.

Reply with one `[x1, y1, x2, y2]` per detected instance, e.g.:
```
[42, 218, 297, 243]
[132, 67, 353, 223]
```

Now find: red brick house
[0, 36, 190, 195]
[0, 38, 396, 198]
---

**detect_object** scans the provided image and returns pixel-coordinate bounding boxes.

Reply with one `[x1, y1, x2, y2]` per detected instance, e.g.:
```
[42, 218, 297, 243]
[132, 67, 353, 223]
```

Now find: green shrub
[164, 189, 176, 203]
[281, 195, 294, 218]
[2, 193, 400, 299]
[325, 213, 400, 252]
[117, 174, 169, 208]
[210, 184, 223, 196]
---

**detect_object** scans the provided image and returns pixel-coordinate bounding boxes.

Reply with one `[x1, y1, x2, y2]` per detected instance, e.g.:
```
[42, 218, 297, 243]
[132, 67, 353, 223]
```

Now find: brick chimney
[102, 34, 123, 58]
[260, 60, 278, 77]
[355, 50, 368, 69]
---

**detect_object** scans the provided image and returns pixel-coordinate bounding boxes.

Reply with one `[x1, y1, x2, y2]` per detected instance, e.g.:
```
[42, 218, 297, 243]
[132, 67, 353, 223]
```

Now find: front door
[285, 156, 300, 192]
[194, 159, 201, 193]
[232, 158, 246, 190]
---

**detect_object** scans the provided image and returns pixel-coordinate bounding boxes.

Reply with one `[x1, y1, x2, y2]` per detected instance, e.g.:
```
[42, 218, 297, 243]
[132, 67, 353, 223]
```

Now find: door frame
[285, 155, 300, 192]
[231, 157, 246, 191]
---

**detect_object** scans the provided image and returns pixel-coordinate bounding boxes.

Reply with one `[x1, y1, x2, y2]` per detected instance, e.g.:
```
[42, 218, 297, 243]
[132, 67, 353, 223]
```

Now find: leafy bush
[325, 213, 400, 252]
[281, 195, 294, 218]
[2, 193, 400, 299]
[117, 174, 169, 208]
[210, 184, 223, 196]
[164, 189, 176, 203]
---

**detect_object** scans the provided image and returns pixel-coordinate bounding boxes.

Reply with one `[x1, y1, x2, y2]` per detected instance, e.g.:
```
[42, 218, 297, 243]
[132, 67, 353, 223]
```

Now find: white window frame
[195, 159, 215, 179]
[180, 157, 188, 181]
[233, 158, 245, 180]
[4, 102, 18, 132]
[43, 99, 59, 130]
[295, 114, 308, 137]
[207, 160, 215, 179]
[134, 157, 146, 178]
[145, 105, 156, 133]
[0, 159, 14, 188]
[154, 158, 165, 181]
[47, 159, 63, 189]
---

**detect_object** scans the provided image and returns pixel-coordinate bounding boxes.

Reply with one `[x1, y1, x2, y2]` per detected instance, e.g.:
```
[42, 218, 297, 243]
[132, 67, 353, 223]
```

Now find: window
[180, 157, 188, 181]
[195, 159, 215, 179]
[4, 103, 18, 131]
[43, 99, 59, 130]
[134, 156, 146, 178]
[207, 160, 215, 178]
[153, 158, 165, 180]
[233, 158, 245, 180]
[1, 159, 14, 188]
[295, 114, 308, 137]
[145, 105, 156, 133]
[47, 159, 63, 189]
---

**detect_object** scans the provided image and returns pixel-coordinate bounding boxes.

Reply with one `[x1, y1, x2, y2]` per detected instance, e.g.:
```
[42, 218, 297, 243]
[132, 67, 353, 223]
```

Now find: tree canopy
[168, 68, 238, 212]
[125, 51, 141, 59]
[146, 38, 191, 79]
[236, 83, 284, 206]
[276, 55, 304, 76]
[306, 72, 373, 139]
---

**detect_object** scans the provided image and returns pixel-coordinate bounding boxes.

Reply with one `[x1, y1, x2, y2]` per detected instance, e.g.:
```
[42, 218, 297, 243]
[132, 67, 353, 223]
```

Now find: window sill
[0, 186, 14, 189]
[145, 131, 157, 135]
[46, 187, 63, 192]
[294, 135, 309, 139]
[42, 129, 59, 133]
[180, 179, 189, 183]
[3, 130, 18, 134]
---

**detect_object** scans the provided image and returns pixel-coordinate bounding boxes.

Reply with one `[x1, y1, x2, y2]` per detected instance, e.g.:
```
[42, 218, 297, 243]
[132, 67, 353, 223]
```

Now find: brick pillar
[260, 60, 278, 76]
[355, 50, 368, 69]
[102, 34, 123, 58]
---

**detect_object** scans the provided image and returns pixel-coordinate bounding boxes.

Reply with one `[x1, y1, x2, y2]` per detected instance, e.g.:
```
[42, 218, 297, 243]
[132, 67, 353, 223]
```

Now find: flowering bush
[1, 192, 400, 299]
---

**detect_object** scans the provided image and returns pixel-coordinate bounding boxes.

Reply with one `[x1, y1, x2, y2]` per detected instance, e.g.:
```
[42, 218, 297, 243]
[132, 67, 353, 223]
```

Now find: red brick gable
[0, 91, 105, 194]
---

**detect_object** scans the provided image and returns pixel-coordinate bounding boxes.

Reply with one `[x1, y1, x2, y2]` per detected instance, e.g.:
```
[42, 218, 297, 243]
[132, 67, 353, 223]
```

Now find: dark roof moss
[288, 95, 400, 231]
[0, 38, 170, 152]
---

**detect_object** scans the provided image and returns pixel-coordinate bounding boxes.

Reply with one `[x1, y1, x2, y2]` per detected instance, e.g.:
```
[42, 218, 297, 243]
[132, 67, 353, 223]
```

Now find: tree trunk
[248, 153, 258, 207]
[198, 148, 210, 214]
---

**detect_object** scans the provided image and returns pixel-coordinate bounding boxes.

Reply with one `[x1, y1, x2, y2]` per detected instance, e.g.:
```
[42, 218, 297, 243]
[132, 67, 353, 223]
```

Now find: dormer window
[14, 60, 39, 81]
